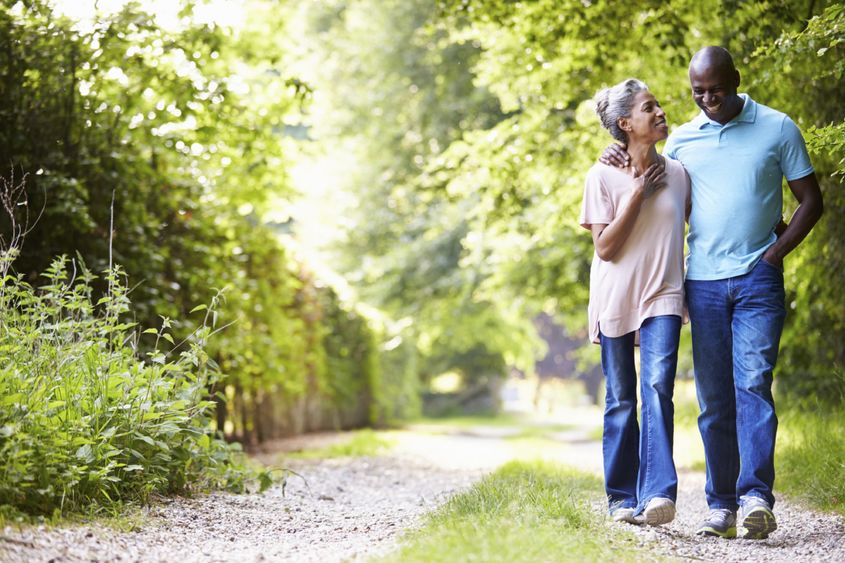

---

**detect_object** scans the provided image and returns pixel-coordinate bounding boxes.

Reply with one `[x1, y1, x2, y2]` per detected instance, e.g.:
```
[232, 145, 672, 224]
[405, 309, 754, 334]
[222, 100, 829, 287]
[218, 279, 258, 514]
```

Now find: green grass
[282, 429, 395, 459]
[411, 413, 529, 428]
[776, 406, 845, 513]
[503, 424, 575, 441]
[0, 500, 150, 531]
[413, 414, 575, 438]
[672, 381, 706, 471]
[382, 461, 666, 563]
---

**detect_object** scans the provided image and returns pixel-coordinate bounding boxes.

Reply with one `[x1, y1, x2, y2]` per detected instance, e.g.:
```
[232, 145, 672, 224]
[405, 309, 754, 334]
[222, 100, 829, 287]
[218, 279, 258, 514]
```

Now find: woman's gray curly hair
[594, 78, 649, 143]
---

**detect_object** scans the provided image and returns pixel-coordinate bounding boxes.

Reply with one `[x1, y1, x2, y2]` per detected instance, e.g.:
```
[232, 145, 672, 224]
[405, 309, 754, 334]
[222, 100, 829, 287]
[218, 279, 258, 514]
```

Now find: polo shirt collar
[693, 93, 757, 129]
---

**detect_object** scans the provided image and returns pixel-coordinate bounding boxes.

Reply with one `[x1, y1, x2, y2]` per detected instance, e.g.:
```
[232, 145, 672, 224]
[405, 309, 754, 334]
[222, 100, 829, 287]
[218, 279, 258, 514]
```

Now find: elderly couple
[579, 46, 823, 539]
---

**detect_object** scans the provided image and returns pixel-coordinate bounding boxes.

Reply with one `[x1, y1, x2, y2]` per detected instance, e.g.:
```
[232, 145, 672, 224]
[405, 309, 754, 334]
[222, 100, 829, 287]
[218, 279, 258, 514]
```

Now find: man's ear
[734, 70, 741, 89]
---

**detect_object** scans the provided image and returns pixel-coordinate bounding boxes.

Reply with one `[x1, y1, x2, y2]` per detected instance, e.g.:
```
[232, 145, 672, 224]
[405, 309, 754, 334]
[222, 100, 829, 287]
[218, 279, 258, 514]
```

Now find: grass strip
[776, 406, 845, 514]
[283, 429, 395, 460]
[382, 460, 663, 563]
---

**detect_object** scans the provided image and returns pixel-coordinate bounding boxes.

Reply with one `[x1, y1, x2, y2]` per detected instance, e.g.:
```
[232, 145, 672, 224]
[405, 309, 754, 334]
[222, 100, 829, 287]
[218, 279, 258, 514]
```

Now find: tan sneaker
[610, 506, 641, 524]
[643, 497, 676, 526]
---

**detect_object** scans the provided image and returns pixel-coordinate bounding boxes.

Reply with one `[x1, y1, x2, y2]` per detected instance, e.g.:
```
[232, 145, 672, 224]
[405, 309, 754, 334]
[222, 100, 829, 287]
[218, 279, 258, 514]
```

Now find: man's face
[689, 63, 742, 124]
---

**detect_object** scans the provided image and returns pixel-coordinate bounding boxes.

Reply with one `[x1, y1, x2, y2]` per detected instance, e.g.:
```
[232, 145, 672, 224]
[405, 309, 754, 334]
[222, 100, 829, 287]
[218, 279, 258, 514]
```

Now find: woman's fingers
[641, 165, 667, 197]
[639, 162, 664, 179]
[633, 161, 667, 198]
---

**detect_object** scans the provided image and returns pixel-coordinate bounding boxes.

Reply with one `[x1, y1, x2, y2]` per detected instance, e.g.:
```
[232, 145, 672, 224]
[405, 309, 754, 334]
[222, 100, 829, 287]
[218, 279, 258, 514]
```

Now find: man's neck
[713, 95, 745, 125]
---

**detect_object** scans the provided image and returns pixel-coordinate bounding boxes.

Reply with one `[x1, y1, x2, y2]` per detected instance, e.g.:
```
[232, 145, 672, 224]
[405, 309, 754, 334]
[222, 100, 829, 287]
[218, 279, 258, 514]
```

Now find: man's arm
[762, 173, 824, 267]
[774, 218, 788, 237]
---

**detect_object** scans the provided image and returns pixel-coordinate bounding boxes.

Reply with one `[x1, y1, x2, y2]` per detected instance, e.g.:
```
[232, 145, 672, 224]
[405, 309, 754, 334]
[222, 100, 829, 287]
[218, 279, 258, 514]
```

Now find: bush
[0, 255, 249, 517]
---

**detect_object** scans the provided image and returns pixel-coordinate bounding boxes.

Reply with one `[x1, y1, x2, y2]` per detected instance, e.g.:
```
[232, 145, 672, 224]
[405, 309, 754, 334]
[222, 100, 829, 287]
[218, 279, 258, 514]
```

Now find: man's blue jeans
[600, 315, 681, 514]
[686, 259, 786, 510]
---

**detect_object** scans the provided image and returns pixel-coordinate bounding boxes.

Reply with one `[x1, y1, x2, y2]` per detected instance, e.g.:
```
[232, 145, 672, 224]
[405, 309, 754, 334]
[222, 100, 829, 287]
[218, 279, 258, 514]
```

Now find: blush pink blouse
[579, 159, 690, 344]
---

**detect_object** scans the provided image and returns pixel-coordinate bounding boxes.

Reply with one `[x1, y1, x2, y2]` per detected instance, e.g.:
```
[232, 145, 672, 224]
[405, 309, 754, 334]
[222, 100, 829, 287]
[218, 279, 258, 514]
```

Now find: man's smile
[704, 102, 722, 114]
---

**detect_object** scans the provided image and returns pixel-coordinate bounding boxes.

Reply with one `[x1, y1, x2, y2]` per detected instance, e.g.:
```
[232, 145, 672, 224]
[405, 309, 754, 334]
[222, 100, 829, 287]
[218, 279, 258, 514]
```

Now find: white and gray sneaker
[695, 508, 737, 538]
[739, 496, 777, 539]
[642, 497, 676, 526]
[610, 506, 641, 524]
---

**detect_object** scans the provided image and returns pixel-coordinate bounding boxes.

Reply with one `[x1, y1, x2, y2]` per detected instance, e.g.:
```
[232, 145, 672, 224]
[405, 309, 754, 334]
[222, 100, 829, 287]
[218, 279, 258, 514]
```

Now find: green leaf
[136, 435, 156, 447]
[75, 444, 94, 462]
[258, 470, 274, 493]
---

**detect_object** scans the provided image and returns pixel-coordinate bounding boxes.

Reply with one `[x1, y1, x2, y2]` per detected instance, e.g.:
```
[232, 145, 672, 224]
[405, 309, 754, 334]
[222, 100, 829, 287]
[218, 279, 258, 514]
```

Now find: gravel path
[1, 419, 843, 562]
[0, 455, 481, 563]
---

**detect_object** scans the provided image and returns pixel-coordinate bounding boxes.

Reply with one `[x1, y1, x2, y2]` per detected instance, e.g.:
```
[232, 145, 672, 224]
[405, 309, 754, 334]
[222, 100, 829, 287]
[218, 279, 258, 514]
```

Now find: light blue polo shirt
[664, 94, 814, 280]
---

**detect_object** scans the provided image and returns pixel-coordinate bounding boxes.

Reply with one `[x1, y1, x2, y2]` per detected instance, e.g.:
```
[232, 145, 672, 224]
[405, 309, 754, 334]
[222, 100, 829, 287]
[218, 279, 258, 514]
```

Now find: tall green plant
[0, 256, 249, 517]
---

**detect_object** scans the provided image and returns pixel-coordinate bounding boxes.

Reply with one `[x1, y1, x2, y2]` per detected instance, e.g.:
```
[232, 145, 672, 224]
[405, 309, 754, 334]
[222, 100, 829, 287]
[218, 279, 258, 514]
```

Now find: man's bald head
[689, 46, 737, 77]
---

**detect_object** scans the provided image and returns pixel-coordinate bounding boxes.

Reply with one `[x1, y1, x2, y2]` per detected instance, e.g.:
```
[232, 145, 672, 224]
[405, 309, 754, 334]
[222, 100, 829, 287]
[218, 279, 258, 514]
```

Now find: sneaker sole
[644, 502, 675, 526]
[695, 525, 737, 539]
[610, 508, 640, 525]
[741, 507, 777, 539]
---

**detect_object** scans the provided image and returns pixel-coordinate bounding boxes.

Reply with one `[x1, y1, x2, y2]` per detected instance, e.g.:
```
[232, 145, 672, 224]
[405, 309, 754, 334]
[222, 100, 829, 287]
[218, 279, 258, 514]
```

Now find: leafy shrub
[0, 255, 250, 517]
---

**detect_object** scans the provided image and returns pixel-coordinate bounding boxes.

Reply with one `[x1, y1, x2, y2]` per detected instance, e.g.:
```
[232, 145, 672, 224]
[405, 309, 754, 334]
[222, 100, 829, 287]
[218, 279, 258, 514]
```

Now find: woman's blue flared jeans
[685, 259, 786, 510]
[600, 315, 681, 514]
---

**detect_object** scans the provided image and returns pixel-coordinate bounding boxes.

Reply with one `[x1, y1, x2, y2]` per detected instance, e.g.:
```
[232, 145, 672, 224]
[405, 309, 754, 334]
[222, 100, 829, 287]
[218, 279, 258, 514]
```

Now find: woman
[579, 78, 690, 526]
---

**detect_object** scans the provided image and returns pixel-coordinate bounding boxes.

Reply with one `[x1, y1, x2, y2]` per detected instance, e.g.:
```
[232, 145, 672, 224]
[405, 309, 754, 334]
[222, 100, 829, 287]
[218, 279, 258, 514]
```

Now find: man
[601, 46, 824, 539]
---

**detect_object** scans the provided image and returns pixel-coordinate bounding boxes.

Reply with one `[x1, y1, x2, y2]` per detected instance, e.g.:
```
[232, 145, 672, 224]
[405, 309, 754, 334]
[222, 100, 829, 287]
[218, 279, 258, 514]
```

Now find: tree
[293, 0, 541, 389]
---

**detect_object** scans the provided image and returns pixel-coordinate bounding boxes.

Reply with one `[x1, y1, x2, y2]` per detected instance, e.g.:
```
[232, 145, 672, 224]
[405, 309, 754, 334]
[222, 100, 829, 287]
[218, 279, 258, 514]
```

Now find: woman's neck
[627, 142, 660, 173]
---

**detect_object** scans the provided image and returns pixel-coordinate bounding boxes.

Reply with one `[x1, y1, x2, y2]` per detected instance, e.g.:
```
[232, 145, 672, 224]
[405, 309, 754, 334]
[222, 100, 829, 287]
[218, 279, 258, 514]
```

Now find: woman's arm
[590, 163, 665, 261]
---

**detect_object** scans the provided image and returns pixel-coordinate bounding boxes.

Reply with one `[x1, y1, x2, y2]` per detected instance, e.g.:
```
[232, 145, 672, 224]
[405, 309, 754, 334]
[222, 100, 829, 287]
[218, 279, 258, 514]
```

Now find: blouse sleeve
[579, 167, 614, 229]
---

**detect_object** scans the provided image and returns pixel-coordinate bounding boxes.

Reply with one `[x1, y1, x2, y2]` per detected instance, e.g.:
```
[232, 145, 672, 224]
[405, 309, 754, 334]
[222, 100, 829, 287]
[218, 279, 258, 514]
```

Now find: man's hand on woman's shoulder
[599, 143, 631, 168]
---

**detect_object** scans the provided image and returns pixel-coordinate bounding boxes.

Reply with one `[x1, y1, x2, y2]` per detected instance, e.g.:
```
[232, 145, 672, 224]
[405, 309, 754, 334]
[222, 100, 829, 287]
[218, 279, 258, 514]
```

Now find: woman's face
[621, 90, 668, 144]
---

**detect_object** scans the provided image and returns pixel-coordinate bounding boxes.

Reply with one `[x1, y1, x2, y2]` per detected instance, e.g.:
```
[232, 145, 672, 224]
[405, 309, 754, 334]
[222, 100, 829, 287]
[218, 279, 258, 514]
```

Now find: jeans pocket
[758, 258, 783, 274]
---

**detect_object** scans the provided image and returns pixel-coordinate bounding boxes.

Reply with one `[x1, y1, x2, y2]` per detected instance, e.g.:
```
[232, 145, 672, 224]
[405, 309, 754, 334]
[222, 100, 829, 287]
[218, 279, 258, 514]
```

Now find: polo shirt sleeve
[780, 116, 815, 181]
[663, 134, 678, 161]
[580, 167, 614, 229]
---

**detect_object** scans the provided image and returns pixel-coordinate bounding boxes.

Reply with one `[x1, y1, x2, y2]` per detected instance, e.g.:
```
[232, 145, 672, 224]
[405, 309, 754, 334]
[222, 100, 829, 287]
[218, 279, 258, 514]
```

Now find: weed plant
[0, 254, 253, 519]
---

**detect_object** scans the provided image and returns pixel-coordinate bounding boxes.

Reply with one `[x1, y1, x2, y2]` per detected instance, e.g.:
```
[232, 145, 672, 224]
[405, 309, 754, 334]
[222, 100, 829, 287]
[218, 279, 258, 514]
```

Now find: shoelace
[709, 508, 735, 520]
